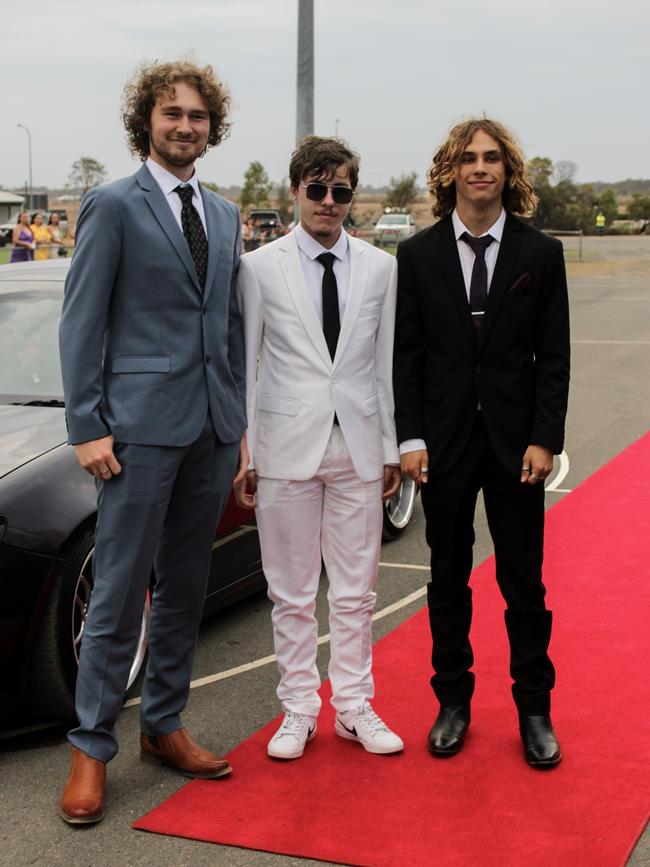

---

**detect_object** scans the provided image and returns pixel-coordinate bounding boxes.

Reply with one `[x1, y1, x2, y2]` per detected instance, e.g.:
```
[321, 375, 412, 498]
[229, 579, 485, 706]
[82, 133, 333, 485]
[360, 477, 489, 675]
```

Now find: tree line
[60, 155, 650, 232]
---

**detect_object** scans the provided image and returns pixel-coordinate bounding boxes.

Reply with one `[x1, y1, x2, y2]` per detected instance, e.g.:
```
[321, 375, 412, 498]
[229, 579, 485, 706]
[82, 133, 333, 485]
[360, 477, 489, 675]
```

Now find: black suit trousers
[420, 413, 555, 714]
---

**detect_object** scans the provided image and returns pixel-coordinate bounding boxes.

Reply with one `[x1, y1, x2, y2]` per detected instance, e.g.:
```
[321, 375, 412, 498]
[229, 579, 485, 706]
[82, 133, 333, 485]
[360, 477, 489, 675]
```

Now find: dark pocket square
[508, 272, 532, 293]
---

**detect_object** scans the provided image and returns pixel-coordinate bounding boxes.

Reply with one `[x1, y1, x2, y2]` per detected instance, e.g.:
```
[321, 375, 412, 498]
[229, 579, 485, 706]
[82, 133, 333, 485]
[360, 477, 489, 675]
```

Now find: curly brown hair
[289, 136, 360, 190]
[427, 118, 537, 218]
[122, 59, 231, 161]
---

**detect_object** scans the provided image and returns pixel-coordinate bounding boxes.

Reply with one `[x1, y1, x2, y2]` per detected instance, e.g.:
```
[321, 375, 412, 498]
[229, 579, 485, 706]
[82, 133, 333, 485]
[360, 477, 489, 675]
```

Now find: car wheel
[382, 476, 418, 542]
[28, 529, 151, 720]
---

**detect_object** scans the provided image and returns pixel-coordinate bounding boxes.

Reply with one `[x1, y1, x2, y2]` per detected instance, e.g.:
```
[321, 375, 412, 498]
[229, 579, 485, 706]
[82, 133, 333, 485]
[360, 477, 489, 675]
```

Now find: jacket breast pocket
[111, 356, 171, 373]
[358, 303, 382, 319]
[258, 393, 300, 416]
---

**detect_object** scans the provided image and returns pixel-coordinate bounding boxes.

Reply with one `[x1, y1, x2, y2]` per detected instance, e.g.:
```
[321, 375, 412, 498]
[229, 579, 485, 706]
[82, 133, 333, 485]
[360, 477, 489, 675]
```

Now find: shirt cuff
[399, 438, 426, 455]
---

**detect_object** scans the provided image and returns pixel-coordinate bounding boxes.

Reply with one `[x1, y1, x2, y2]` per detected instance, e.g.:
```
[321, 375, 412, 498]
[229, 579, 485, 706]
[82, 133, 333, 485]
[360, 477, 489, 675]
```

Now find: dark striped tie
[461, 232, 495, 330]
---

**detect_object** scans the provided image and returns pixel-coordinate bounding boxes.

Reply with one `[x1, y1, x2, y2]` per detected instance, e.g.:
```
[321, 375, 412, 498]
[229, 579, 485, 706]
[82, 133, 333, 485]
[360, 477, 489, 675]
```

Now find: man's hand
[233, 469, 257, 510]
[74, 435, 121, 480]
[520, 445, 553, 485]
[382, 465, 401, 502]
[233, 435, 250, 486]
[400, 448, 429, 484]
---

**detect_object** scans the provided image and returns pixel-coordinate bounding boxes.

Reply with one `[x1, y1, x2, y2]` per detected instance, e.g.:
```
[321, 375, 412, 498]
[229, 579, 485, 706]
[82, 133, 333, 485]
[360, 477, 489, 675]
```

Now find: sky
[3, 0, 649, 192]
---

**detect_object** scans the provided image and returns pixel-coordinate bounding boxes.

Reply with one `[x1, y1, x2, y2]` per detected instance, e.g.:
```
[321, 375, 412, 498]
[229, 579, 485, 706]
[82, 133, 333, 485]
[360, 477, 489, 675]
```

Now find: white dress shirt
[145, 156, 207, 235]
[295, 223, 350, 323]
[399, 207, 506, 456]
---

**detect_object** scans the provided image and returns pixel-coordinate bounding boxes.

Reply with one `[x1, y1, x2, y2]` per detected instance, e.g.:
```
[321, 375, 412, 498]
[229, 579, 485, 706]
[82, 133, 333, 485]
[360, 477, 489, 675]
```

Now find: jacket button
[205, 355, 211, 364]
[475, 365, 482, 374]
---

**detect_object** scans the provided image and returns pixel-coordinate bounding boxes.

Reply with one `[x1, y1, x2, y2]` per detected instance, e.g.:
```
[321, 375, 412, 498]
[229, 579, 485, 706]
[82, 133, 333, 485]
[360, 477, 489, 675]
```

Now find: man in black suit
[393, 118, 570, 767]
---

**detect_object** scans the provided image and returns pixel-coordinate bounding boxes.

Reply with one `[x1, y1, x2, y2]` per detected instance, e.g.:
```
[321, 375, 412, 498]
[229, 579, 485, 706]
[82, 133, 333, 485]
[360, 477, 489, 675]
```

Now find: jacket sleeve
[236, 255, 264, 469]
[375, 255, 400, 465]
[59, 187, 121, 444]
[393, 240, 427, 444]
[227, 210, 247, 420]
[530, 239, 571, 452]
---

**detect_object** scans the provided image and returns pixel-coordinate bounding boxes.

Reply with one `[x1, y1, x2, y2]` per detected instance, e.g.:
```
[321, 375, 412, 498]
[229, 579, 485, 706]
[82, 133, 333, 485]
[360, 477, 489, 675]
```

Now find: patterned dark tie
[175, 184, 208, 289]
[460, 232, 495, 331]
[317, 252, 340, 360]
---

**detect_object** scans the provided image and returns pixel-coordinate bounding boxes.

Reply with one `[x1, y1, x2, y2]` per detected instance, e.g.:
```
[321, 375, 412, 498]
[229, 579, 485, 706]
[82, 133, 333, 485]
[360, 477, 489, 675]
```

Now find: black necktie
[175, 184, 208, 289]
[317, 252, 340, 360]
[460, 232, 495, 330]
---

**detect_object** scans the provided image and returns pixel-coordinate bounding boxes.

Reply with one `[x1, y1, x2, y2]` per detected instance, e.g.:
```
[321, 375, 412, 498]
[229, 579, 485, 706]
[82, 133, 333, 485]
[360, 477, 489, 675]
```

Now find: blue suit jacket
[60, 163, 246, 447]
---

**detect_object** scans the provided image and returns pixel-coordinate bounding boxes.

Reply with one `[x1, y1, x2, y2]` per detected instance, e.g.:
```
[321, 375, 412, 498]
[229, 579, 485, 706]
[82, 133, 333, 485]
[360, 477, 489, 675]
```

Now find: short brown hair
[427, 118, 537, 218]
[122, 59, 231, 161]
[289, 136, 360, 190]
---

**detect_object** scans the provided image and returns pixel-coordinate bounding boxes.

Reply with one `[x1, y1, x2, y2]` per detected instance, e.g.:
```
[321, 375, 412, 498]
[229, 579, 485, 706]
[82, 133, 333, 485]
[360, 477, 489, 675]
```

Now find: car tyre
[28, 529, 151, 720]
[382, 476, 418, 542]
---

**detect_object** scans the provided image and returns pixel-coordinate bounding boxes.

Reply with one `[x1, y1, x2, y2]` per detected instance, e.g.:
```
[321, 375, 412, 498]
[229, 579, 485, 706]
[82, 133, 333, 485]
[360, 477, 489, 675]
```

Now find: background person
[58, 59, 247, 825]
[47, 212, 66, 257]
[10, 211, 35, 262]
[394, 118, 570, 768]
[236, 136, 403, 761]
[30, 212, 52, 260]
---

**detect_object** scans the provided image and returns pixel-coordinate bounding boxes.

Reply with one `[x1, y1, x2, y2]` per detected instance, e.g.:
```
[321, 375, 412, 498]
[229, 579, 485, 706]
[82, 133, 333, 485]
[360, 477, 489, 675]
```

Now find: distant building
[0, 190, 25, 223]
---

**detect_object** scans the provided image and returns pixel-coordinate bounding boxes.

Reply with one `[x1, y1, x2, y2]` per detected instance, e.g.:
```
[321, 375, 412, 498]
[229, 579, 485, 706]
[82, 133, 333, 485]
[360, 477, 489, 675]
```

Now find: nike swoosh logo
[339, 721, 357, 736]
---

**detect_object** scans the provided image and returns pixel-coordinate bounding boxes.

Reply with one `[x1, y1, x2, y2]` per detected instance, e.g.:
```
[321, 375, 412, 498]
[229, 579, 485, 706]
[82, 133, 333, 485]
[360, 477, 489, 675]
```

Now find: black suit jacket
[393, 213, 570, 476]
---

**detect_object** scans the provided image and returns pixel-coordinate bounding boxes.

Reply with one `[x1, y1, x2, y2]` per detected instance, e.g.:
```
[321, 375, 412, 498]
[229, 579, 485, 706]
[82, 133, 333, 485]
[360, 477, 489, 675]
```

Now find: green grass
[0, 247, 70, 265]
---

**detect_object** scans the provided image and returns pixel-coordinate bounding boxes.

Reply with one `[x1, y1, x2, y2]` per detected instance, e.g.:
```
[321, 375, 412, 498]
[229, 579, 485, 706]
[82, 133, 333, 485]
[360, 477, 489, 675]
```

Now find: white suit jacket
[237, 229, 399, 482]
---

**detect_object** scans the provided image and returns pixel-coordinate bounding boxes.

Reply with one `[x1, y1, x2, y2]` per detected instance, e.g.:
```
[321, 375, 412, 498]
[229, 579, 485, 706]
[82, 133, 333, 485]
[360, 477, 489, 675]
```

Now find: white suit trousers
[255, 426, 384, 717]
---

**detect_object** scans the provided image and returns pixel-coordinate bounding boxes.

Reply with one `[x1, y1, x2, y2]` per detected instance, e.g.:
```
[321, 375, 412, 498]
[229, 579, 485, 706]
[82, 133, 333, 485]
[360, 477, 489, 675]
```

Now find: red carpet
[134, 434, 650, 866]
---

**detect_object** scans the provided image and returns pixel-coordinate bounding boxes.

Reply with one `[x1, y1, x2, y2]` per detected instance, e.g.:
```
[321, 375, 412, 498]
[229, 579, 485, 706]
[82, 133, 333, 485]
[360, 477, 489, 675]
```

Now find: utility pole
[295, 0, 314, 223]
[17, 123, 33, 211]
[296, 0, 314, 142]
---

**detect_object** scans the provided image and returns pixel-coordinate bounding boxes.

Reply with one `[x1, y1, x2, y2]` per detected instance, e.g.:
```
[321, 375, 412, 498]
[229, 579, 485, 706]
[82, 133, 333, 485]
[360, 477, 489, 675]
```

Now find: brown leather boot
[140, 728, 232, 779]
[59, 746, 106, 824]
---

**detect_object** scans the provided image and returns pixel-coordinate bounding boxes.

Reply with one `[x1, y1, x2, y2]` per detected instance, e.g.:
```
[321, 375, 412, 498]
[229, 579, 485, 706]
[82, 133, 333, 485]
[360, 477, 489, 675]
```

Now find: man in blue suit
[58, 60, 247, 824]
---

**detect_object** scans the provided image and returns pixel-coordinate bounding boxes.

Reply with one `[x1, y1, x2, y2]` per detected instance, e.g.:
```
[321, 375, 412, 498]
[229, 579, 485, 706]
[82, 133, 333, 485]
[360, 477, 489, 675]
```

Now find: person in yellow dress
[31, 212, 52, 260]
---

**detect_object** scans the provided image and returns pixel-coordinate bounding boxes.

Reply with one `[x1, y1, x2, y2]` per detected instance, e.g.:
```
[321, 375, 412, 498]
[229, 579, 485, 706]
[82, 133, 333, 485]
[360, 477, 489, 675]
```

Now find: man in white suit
[235, 136, 403, 759]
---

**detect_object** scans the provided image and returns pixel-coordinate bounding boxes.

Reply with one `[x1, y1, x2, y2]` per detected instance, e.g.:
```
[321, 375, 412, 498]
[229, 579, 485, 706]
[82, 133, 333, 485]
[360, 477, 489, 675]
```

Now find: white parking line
[123, 563, 430, 707]
[546, 450, 571, 493]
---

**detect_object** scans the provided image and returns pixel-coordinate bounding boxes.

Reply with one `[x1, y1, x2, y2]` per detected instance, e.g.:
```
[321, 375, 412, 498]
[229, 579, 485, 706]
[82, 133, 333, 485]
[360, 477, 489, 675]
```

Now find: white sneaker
[335, 703, 404, 754]
[267, 712, 317, 760]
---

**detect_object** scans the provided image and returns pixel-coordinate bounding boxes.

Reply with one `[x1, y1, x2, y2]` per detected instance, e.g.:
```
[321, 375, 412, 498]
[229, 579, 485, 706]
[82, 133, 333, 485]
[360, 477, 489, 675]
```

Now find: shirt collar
[295, 222, 349, 262]
[146, 156, 200, 198]
[452, 207, 506, 243]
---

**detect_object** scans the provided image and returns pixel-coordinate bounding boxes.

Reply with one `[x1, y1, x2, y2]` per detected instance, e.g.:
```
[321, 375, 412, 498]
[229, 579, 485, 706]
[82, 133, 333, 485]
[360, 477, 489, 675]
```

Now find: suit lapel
[278, 232, 332, 368]
[200, 186, 224, 300]
[136, 164, 201, 292]
[333, 235, 369, 367]
[479, 213, 522, 348]
[436, 216, 477, 346]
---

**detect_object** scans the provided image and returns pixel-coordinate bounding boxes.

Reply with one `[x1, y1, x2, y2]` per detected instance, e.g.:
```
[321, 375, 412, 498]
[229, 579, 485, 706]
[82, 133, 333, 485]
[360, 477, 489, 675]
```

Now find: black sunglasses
[301, 183, 354, 204]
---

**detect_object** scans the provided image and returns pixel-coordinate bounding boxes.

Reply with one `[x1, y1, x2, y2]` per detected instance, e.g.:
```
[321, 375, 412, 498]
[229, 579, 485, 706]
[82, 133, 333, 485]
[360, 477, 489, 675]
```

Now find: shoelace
[278, 712, 312, 738]
[352, 705, 388, 732]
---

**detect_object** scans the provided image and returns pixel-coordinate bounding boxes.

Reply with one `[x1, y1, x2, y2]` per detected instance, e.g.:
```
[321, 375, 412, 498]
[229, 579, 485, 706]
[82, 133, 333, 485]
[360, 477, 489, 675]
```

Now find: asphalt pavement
[1, 235, 648, 866]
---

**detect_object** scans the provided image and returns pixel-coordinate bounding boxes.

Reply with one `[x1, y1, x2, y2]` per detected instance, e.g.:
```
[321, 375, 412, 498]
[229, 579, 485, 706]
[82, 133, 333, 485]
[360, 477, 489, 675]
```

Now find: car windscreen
[379, 215, 409, 225]
[0, 288, 64, 402]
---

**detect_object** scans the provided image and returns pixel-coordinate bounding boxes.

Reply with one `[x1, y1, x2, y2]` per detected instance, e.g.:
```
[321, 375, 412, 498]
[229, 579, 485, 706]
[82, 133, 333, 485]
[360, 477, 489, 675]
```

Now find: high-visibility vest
[596, 213, 606, 228]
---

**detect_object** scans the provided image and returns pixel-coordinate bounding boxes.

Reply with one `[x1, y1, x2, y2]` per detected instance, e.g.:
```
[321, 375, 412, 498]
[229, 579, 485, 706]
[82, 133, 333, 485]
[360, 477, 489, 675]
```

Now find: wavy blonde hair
[427, 118, 537, 218]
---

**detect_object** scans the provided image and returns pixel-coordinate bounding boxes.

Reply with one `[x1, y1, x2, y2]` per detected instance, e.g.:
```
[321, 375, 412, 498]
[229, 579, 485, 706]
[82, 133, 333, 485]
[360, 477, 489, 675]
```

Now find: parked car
[247, 209, 286, 242]
[0, 260, 416, 724]
[0, 210, 69, 247]
[0, 218, 15, 247]
[373, 213, 417, 247]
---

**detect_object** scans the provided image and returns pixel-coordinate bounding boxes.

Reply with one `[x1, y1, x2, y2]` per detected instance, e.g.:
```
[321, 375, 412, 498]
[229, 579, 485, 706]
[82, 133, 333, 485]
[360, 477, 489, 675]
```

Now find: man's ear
[290, 186, 298, 202]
